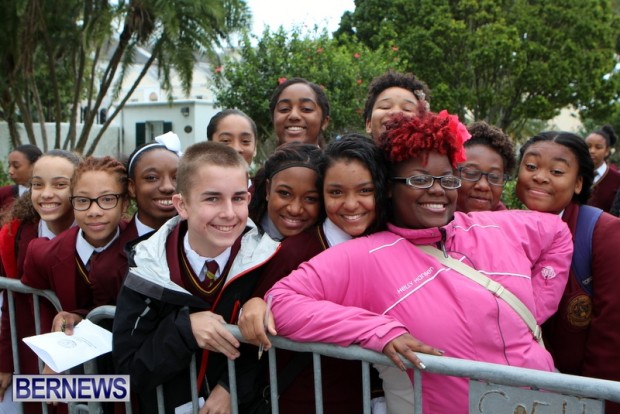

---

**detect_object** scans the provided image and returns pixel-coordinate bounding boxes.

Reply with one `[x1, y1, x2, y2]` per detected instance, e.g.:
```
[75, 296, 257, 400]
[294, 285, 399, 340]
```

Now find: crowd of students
[0, 71, 618, 414]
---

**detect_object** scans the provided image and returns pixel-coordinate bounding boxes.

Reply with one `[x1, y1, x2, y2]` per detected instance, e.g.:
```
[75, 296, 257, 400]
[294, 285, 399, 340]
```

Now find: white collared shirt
[38, 220, 77, 239]
[76, 227, 120, 266]
[183, 233, 231, 282]
[322, 218, 353, 248]
[593, 162, 608, 185]
[18, 185, 28, 197]
[261, 214, 284, 241]
[134, 214, 155, 237]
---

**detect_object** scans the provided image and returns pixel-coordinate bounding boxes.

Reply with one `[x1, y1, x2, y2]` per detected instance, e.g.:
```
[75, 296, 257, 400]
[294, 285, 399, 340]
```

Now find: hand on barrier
[382, 333, 444, 371]
[0, 372, 11, 402]
[199, 384, 231, 414]
[52, 311, 83, 335]
[238, 297, 277, 350]
[190, 311, 240, 359]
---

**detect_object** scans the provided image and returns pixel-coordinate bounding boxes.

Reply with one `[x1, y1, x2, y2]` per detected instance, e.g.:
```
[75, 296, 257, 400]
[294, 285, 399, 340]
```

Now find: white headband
[128, 131, 182, 174]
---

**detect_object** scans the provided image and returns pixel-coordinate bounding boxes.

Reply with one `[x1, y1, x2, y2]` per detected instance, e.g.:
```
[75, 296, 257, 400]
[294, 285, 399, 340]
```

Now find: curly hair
[73, 156, 128, 196]
[363, 71, 430, 123]
[379, 112, 468, 169]
[466, 121, 516, 176]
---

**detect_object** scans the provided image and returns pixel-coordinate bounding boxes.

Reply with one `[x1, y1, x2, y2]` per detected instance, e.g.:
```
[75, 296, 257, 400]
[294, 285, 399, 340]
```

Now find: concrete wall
[0, 99, 219, 165]
[0, 122, 121, 161]
[120, 100, 218, 154]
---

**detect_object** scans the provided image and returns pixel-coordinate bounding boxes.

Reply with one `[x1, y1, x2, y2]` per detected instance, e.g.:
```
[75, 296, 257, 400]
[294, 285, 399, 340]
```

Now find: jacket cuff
[365, 324, 409, 352]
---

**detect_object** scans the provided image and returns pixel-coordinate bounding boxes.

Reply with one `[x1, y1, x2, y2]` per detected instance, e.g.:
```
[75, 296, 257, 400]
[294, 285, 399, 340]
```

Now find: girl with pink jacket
[267, 111, 573, 414]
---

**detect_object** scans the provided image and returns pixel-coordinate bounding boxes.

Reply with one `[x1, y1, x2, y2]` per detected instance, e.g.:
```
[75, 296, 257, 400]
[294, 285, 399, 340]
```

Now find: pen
[258, 294, 273, 360]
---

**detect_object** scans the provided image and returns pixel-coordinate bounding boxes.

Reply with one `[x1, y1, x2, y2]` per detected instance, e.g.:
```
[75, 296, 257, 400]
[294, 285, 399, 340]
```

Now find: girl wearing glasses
[516, 131, 620, 414]
[22, 156, 133, 343]
[264, 112, 572, 414]
[456, 121, 516, 213]
[0, 150, 79, 412]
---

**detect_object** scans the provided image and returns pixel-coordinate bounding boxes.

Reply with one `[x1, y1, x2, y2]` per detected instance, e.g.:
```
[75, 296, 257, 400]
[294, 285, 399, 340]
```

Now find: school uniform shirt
[21, 218, 136, 332]
[113, 216, 280, 413]
[543, 202, 620, 414]
[134, 213, 155, 238]
[588, 163, 620, 213]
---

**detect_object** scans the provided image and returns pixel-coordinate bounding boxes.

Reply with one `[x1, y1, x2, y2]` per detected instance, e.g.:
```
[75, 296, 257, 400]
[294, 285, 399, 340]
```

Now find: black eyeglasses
[392, 175, 462, 190]
[70, 194, 123, 211]
[457, 167, 509, 187]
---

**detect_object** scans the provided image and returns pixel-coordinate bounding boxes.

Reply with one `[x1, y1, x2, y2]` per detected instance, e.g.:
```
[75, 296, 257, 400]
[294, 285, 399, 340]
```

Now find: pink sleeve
[266, 246, 408, 353]
[530, 213, 573, 324]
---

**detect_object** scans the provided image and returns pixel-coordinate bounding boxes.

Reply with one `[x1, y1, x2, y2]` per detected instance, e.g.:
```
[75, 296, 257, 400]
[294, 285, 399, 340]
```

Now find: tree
[336, 0, 620, 141]
[212, 26, 406, 157]
[0, 0, 251, 155]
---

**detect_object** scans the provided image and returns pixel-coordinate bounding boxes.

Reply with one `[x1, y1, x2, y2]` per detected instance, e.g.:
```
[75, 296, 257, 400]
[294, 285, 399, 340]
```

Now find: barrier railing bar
[224, 325, 620, 404]
[189, 354, 199, 414]
[267, 346, 279, 414]
[361, 361, 371, 414]
[312, 353, 323, 414]
[6, 289, 23, 414]
[1, 277, 61, 414]
[228, 358, 239, 414]
[413, 366, 423, 413]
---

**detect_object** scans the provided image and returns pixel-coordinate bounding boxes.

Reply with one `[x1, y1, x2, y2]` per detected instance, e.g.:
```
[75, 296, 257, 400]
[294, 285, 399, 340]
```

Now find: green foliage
[0, 161, 11, 187]
[501, 180, 525, 210]
[337, 0, 620, 140]
[213, 26, 406, 159]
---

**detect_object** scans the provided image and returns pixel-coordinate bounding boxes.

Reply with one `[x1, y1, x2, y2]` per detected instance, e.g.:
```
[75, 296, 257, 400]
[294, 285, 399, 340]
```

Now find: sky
[245, 0, 355, 36]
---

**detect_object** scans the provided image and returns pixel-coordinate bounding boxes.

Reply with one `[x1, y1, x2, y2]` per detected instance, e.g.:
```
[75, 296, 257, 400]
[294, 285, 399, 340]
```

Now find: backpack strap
[572, 205, 603, 296]
[417, 245, 544, 346]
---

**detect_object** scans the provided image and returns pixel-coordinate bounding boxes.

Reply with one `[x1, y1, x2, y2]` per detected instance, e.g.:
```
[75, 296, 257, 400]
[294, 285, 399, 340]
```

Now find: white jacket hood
[129, 216, 280, 296]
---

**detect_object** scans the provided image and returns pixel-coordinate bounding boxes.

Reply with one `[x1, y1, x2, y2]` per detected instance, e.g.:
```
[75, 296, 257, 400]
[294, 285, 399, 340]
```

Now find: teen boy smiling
[113, 142, 280, 413]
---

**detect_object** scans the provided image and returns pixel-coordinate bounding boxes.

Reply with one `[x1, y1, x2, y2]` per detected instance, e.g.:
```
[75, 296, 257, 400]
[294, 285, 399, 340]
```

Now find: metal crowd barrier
[3, 280, 620, 414]
[224, 325, 620, 414]
[1, 276, 62, 414]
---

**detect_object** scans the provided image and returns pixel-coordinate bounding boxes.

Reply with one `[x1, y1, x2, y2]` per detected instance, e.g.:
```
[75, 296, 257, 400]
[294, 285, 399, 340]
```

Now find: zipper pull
[437, 227, 448, 258]
[436, 241, 449, 258]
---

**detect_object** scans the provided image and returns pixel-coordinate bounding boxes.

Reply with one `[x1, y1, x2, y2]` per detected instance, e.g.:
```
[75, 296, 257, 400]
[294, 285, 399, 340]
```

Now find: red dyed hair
[72, 156, 128, 195]
[379, 111, 470, 168]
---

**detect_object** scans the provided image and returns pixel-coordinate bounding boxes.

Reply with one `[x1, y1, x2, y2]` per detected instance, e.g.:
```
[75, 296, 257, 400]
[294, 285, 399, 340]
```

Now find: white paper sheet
[22, 319, 112, 373]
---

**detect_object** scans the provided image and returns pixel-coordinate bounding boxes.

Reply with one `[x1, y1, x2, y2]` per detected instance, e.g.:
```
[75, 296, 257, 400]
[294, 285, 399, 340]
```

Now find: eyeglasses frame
[392, 175, 462, 190]
[70, 193, 124, 211]
[457, 166, 509, 187]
